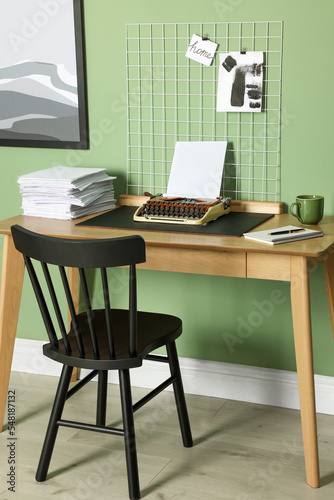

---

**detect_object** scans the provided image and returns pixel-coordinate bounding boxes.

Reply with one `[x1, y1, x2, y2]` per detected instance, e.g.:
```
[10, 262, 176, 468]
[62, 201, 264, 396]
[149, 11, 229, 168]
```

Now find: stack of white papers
[18, 166, 116, 220]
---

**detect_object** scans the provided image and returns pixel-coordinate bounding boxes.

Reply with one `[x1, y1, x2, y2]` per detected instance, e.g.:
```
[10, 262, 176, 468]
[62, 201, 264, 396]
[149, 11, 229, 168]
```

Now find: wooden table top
[0, 211, 333, 258]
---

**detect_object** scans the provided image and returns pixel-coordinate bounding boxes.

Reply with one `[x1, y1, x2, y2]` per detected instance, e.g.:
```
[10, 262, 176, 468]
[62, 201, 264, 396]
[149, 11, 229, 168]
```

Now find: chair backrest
[11, 225, 146, 359]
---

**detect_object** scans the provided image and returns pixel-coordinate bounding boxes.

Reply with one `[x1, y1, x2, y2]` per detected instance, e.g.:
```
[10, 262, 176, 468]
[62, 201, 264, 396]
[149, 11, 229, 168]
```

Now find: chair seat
[43, 309, 183, 370]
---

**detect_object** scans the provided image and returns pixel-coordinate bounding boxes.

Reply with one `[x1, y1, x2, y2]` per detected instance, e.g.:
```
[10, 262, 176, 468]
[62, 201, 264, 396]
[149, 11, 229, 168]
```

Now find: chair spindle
[59, 265, 85, 357]
[100, 267, 115, 358]
[79, 267, 100, 359]
[129, 264, 137, 357]
[41, 262, 71, 353]
[24, 256, 59, 349]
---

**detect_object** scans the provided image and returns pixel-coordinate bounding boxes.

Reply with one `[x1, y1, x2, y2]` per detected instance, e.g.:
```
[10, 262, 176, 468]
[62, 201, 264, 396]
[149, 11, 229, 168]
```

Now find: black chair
[11, 225, 193, 500]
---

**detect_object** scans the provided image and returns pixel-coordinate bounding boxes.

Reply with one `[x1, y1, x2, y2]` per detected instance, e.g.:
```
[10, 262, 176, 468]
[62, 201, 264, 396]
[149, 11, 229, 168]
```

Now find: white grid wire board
[126, 21, 283, 201]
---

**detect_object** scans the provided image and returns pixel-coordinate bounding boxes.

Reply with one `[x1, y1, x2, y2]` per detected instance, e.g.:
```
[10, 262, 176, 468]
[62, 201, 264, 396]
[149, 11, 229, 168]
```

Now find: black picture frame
[0, 0, 88, 149]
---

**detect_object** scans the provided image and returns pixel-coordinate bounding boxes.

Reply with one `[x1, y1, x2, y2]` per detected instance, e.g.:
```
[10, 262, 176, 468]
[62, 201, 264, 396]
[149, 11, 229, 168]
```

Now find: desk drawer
[247, 253, 291, 281]
[139, 246, 246, 277]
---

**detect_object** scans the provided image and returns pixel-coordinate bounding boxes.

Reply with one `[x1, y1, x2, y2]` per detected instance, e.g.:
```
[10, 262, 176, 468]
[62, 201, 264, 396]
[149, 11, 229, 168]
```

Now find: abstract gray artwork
[0, 0, 88, 149]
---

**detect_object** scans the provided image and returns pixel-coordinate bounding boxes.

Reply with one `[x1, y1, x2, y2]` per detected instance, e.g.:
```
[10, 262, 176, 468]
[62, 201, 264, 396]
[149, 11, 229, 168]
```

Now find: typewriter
[133, 194, 231, 225]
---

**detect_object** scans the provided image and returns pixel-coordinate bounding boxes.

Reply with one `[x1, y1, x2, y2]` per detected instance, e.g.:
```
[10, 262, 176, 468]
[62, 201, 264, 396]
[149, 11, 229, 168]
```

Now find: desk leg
[0, 235, 25, 432]
[323, 250, 334, 337]
[68, 267, 80, 382]
[290, 256, 320, 488]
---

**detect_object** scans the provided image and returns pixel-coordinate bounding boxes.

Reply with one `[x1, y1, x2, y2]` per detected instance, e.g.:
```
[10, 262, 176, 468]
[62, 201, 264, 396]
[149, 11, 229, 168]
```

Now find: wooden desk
[1, 201, 334, 490]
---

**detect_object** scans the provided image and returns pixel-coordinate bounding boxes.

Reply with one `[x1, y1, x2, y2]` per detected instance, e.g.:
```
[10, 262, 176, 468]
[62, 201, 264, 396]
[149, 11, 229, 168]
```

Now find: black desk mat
[77, 206, 273, 237]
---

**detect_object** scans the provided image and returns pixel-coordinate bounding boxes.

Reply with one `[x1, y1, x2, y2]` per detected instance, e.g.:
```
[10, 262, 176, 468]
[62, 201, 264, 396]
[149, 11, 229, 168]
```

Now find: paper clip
[241, 47, 247, 54]
[202, 33, 209, 41]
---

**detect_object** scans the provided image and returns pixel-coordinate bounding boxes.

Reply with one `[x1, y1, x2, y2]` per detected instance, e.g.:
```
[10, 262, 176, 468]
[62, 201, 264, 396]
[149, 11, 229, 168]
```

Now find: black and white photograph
[217, 51, 263, 112]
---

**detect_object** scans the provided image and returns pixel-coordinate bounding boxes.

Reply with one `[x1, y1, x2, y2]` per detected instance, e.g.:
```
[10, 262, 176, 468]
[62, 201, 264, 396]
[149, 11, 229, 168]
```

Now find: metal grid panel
[126, 21, 283, 201]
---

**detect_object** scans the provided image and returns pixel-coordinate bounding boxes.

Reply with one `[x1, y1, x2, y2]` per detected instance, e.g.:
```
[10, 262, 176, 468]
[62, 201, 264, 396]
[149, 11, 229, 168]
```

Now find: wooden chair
[11, 225, 193, 500]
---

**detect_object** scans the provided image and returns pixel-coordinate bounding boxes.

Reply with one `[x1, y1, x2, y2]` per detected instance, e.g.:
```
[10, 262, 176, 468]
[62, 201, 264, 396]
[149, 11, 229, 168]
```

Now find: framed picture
[0, 0, 88, 149]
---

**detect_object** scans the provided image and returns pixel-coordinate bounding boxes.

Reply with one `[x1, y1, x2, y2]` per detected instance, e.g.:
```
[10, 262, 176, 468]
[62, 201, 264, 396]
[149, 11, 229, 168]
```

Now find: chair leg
[96, 370, 108, 426]
[36, 364, 73, 482]
[119, 369, 140, 500]
[166, 341, 193, 448]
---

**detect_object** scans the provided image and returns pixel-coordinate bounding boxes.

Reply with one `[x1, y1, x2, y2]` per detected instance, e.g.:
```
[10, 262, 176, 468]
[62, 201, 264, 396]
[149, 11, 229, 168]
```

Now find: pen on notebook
[268, 228, 305, 236]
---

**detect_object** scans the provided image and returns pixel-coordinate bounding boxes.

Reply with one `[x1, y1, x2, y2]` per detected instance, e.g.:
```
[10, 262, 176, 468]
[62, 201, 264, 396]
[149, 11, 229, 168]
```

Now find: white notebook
[243, 225, 323, 245]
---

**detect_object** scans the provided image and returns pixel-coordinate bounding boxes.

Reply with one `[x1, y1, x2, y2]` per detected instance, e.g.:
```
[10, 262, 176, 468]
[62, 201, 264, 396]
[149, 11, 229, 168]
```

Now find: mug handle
[290, 202, 303, 223]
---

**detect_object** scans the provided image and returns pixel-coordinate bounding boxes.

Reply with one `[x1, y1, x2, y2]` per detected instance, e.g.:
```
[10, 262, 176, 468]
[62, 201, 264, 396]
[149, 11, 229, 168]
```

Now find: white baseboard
[11, 338, 334, 415]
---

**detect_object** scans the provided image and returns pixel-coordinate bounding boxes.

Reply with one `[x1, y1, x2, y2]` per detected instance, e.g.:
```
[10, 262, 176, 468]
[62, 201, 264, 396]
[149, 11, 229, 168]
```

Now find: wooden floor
[1, 372, 334, 499]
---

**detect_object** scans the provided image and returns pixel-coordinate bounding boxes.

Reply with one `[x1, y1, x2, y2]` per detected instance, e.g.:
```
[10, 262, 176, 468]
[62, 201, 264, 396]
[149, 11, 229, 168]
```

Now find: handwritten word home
[185, 34, 218, 66]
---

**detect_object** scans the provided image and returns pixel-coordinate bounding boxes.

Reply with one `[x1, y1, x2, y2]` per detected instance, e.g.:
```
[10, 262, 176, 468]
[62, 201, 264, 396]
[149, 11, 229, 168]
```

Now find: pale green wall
[1, 0, 334, 376]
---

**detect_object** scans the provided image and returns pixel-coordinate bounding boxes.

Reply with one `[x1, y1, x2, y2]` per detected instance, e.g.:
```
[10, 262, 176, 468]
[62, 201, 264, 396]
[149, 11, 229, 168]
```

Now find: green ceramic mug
[290, 195, 324, 225]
